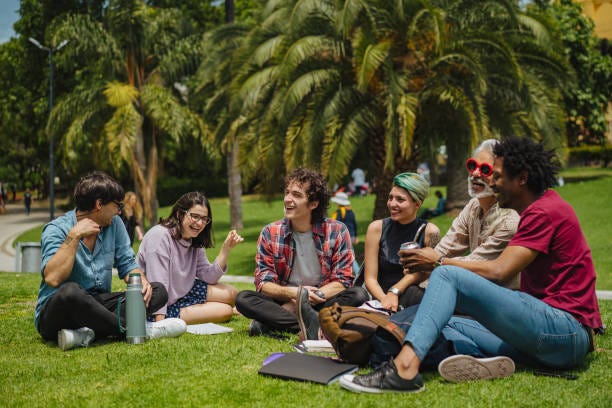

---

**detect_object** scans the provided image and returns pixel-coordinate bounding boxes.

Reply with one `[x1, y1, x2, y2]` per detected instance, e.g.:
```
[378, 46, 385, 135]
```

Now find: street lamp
[29, 37, 69, 221]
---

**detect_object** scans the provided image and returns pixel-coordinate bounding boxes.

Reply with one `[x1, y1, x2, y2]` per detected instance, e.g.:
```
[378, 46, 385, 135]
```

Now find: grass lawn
[0, 273, 610, 407]
[13, 167, 612, 289]
[3, 168, 611, 406]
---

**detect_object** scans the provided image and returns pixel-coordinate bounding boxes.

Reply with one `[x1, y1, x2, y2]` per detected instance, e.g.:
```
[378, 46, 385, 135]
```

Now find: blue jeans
[402, 266, 591, 369]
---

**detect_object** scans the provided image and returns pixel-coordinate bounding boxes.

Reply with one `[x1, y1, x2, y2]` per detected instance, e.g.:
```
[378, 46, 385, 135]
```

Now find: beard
[468, 176, 495, 199]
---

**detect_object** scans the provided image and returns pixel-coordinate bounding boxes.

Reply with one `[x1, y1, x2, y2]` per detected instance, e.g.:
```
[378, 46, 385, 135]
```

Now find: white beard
[468, 177, 495, 198]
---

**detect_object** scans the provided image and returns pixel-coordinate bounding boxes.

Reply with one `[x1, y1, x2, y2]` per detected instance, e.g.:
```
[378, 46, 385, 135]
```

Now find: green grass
[13, 167, 612, 289]
[0, 273, 610, 407]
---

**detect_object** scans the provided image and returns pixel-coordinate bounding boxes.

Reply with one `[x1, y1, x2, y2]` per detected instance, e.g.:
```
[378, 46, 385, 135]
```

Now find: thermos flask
[126, 272, 147, 344]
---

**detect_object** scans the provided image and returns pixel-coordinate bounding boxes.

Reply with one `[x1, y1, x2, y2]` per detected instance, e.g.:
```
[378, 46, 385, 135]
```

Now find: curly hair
[285, 168, 330, 223]
[159, 191, 214, 248]
[74, 171, 124, 211]
[493, 137, 560, 196]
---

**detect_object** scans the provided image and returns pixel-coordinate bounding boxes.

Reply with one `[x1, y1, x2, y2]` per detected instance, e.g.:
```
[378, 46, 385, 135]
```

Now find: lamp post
[28, 37, 69, 221]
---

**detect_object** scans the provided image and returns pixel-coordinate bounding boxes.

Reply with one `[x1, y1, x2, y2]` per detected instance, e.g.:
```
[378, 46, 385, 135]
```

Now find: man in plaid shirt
[235, 168, 368, 339]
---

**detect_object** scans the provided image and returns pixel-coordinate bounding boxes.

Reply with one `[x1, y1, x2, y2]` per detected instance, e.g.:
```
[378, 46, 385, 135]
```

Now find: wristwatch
[436, 256, 446, 266]
[388, 287, 401, 296]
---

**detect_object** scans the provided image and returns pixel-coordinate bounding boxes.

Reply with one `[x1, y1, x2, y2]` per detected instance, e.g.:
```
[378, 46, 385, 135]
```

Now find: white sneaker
[57, 327, 95, 351]
[146, 318, 187, 340]
[438, 355, 515, 383]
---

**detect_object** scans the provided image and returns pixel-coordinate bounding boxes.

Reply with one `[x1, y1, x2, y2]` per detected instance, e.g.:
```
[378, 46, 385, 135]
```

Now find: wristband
[388, 287, 401, 296]
[436, 256, 446, 266]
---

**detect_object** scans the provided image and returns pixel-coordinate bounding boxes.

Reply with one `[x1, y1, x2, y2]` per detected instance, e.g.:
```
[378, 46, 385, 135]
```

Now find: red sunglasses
[466, 158, 493, 176]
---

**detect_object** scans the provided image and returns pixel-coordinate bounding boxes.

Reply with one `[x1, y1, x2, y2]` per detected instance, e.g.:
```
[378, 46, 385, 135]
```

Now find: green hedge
[157, 175, 227, 206]
[568, 145, 612, 167]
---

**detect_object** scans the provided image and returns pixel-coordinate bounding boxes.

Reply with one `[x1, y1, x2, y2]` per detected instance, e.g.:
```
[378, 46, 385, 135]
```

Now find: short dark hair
[160, 192, 214, 248]
[493, 137, 559, 196]
[285, 168, 330, 223]
[74, 171, 124, 211]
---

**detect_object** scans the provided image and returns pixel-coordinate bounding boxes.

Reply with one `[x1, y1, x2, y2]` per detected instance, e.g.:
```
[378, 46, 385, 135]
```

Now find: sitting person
[341, 137, 602, 393]
[235, 168, 369, 340]
[138, 192, 242, 324]
[362, 172, 440, 311]
[367, 139, 520, 367]
[420, 190, 445, 219]
[330, 192, 358, 245]
[35, 171, 185, 351]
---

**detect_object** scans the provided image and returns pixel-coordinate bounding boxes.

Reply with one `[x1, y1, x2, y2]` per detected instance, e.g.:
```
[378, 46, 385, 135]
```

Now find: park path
[0, 201, 608, 298]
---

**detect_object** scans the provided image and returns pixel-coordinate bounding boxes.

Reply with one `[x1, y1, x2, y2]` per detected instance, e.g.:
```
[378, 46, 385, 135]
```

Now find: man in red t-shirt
[340, 137, 603, 394]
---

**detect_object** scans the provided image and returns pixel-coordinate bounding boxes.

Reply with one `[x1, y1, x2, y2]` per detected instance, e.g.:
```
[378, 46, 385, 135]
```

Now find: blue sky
[0, 0, 20, 43]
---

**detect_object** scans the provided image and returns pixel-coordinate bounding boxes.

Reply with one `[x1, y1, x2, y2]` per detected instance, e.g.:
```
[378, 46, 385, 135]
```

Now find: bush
[568, 145, 612, 167]
[156, 175, 227, 206]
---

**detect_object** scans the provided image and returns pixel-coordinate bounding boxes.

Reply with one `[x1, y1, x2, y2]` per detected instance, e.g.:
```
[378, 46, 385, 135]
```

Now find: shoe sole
[296, 288, 309, 339]
[438, 355, 515, 383]
[339, 375, 425, 394]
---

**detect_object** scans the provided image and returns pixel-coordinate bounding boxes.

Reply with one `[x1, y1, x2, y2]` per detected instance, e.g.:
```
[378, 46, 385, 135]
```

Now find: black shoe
[339, 359, 424, 393]
[297, 287, 320, 340]
[248, 320, 289, 340]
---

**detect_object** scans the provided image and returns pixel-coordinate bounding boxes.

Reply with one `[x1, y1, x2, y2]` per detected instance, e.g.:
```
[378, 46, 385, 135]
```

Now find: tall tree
[48, 0, 206, 224]
[233, 0, 567, 218]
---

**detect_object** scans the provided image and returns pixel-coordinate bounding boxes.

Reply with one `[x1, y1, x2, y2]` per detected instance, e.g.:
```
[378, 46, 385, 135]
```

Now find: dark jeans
[369, 304, 454, 370]
[38, 281, 168, 341]
[235, 286, 369, 332]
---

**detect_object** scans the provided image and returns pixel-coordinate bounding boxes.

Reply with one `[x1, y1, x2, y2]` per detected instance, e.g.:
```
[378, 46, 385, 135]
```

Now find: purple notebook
[259, 352, 358, 384]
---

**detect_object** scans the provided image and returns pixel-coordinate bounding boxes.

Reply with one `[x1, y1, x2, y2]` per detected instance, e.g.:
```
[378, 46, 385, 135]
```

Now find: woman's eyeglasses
[185, 212, 211, 225]
[465, 158, 493, 176]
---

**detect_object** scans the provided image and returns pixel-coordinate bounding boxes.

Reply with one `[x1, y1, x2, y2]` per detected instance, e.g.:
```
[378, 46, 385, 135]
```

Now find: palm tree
[48, 0, 205, 225]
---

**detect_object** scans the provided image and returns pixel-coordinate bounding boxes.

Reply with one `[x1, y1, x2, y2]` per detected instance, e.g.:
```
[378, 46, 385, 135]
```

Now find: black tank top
[377, 217, 427, 292]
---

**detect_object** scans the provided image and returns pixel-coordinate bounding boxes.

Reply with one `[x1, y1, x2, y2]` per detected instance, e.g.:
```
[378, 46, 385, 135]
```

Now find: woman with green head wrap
[362, 172, 440, 311]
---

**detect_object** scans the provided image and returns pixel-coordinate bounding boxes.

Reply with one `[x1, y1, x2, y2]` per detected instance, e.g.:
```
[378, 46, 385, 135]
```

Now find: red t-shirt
[509, 190, 602, 328]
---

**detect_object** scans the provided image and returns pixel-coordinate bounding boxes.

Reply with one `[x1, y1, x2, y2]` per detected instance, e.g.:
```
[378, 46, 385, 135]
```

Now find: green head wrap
[393, 172, 430, 204]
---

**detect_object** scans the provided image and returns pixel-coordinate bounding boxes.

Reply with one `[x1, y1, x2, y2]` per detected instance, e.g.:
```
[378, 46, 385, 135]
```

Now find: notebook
[258, 352, 357, 384]
[185, 323, 234, 335]
[293, 339, 336, 354]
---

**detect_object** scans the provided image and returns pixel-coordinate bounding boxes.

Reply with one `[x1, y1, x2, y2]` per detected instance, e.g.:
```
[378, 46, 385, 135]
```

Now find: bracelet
[436, 256, 446, 266]
[388, 287, 401, 296]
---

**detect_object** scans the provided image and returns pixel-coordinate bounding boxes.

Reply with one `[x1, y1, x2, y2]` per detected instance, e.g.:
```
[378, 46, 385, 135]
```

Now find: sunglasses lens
[466, 159, 477, 172]
[481, 164, 493, 176]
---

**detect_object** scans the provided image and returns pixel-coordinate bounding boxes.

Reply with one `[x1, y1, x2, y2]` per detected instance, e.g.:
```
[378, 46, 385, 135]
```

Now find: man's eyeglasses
[185, 212, 211, 225]
[466, 158, 493, 177]
[113, 201, 124, 211]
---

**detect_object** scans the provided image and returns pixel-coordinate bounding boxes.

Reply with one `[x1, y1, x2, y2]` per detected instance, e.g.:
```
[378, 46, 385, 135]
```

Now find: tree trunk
[445, 132, 470, 210]
[227, 141, 243, 230]
[225, 0, 242, 230]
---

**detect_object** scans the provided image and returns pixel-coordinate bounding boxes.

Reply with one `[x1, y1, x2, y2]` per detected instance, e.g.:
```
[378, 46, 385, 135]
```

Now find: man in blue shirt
[35, 171, 185, 350]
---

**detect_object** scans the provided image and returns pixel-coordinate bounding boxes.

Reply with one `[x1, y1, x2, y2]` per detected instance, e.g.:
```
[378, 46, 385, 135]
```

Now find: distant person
[341, 137, 602, 393]
[121, 191, 144, 245]
[420, 190, 446, 219]
[11, 184, 17, 202]
[331, 191, 360, 273]
[417, 162, 431, 184]
[24, 189, 32, 215]
[351, 168, 366, 196]
[362, 172, 440, 311]
[235, 168, 369, 340]
[35, 171, 186, 351]
[138, 192, 242, 324]
[330, 192, 358, 245]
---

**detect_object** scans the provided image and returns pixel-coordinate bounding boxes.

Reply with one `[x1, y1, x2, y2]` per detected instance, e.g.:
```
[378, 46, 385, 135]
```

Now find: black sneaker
[297, 286, 320, 340]
[339, 359, 425, 393]
[248, 320, 288, 340]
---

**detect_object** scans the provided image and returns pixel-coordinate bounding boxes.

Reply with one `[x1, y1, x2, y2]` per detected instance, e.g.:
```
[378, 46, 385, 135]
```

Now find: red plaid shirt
[254, 218, 355, 291]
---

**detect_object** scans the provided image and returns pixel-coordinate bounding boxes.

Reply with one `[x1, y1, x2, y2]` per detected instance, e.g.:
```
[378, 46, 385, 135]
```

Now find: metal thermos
[400, 241, 421, 251]
[126, 272, 147, 344]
